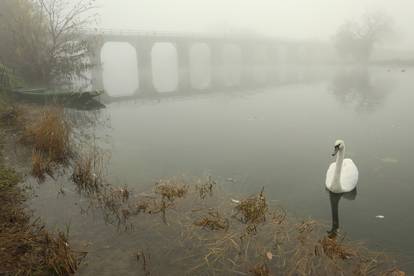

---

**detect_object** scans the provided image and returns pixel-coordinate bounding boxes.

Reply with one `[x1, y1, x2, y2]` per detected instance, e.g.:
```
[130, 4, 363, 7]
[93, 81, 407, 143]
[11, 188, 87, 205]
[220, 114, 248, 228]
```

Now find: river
[28, 66, 414, 274]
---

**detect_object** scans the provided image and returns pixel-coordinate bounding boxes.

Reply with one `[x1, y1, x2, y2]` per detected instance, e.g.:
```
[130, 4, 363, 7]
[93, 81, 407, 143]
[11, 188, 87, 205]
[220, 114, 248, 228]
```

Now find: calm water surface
[29, 67, 414, 274]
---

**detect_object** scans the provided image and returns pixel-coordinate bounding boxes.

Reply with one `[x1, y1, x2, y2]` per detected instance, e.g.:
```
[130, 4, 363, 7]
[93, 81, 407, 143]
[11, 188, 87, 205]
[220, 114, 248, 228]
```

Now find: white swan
[325, 140, 358, 193]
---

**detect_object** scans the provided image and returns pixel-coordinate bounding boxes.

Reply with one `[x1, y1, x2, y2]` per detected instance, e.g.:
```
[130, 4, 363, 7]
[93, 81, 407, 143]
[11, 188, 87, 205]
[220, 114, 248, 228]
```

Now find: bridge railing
[81, 28, 271, 41]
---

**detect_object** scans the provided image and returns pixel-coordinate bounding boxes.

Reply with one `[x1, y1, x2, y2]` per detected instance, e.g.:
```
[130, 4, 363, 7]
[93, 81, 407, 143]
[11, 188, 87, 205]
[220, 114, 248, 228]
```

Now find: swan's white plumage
[325, 140, 358, 193]
[325, 158, 358, 193]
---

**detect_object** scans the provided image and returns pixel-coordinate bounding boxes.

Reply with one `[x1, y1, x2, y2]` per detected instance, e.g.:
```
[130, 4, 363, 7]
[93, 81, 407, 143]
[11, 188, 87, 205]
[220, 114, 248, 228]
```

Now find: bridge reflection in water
[85, 29, 331, 101]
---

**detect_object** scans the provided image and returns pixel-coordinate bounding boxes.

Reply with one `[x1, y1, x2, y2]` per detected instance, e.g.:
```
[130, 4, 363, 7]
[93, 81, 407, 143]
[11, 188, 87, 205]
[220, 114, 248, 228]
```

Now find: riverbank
[0, 165, 83, 275]
[0, 94, 83, 275]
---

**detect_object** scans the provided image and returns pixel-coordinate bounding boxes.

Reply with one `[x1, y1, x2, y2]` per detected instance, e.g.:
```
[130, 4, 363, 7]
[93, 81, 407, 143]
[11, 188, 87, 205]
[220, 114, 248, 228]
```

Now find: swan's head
[332, 140, 345, 156]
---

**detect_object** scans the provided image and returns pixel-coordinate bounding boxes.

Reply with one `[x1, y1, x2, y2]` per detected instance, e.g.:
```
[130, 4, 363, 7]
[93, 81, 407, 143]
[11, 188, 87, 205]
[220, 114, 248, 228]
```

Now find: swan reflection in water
[327, 188, 357, 238]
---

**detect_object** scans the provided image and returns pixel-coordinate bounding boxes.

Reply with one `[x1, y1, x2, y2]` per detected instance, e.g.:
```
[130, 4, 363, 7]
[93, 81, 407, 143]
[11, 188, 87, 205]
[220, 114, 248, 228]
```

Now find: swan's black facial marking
[332, 145, 340, 156]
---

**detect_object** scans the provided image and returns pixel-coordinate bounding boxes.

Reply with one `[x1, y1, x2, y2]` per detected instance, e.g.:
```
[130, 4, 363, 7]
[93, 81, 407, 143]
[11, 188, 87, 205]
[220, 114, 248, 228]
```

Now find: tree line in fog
[0, 0, 97, 87]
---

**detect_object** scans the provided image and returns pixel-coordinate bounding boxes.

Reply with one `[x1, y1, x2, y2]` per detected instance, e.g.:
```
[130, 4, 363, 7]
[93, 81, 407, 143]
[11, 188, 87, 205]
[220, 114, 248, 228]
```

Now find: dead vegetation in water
[145, 187, 402, 275]
[154, 177, 189, 201]
[319, 235, 357, 260]
[66, 167, 404, 275]
[0, 100, 106, 182]
[31, 149, 54, 181]
[14, 106, 73, 180]
[194, 210, 229, 231]
[195, 176, 216, 199]
[381, 268, 406, 276]
[250, 262, 271, 276]
[74, 176, 217, 230]
[71, 147, 106, 195]
[0, 222, 84, 275]
[0, 100, 89, 274]
[136, 249, 152, 276]
[22, 106, 71, 162]
[0, 165, 84, 275]
[96, 186, 133, 228]
[234, 188, 268, 224]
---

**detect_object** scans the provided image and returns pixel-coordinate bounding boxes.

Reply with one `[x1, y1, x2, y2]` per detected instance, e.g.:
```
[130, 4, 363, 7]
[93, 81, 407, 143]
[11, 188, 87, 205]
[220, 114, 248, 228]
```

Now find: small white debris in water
[375, 215, 385, 219]
[247, 116, 257, 121]
[231, 199, 240, 204]
[226, 178, 236, 183]
[380, 157, 398, 164]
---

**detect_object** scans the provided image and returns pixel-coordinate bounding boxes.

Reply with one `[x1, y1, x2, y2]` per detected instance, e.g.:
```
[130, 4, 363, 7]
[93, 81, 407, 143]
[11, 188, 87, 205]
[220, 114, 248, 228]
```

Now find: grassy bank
[0, 92, 83, 275]
[0, 165, 83, 275]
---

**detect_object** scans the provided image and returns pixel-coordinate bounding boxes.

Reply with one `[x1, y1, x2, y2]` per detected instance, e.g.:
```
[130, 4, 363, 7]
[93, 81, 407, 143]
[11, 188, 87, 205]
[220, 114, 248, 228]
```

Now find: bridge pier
[265, 46, 277, 84]
[135, 41, 155, 95]
[176, 42, 191, 92]
[210, 43, 223, 90]
[241, 43, 257, 87]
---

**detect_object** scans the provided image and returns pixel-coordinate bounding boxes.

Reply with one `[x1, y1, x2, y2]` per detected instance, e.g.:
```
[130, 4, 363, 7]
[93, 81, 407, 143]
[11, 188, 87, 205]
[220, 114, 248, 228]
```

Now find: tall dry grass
[23, 106, 71, 162]
[71, 147, 106, 194]
[19, 106, 72, 179]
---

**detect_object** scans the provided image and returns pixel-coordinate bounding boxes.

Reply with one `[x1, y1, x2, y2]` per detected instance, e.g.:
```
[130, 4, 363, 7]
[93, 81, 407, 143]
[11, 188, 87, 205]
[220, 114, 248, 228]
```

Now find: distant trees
[0, 0, 48, 84]
[334, 12, 394, 63]
[0, 0, 97, 86]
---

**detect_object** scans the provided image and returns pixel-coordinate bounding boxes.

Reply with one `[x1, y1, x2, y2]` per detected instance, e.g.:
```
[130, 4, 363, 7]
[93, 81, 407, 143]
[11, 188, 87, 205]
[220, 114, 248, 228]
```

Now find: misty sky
[97, 0, 414, 48]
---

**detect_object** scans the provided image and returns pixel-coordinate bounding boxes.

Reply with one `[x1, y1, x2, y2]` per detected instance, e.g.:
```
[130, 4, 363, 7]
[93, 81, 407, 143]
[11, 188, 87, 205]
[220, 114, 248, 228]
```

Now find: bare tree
[0, 0, 98, 86]
[37, 0, 98, 85]
[334, 12, 394, 63]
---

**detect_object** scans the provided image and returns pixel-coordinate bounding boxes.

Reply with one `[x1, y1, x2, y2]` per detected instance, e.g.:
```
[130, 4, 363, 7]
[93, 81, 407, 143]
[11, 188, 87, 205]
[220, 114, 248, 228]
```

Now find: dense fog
[98, 0, 414, 48]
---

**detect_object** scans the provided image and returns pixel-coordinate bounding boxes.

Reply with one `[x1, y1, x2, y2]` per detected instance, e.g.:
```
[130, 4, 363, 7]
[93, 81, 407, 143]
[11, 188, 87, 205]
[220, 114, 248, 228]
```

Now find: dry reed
[23, 106, 71, 161]
[0, 165, 84, 275]
[19, 106, 72, 179]
[71, 147, 105, 194]
[194, 210, 229, 231]
[67, 171, 405, 275]
[195, 176, 216, 199]
[234, 188, 268, 224]
[154, 177, 189, 201]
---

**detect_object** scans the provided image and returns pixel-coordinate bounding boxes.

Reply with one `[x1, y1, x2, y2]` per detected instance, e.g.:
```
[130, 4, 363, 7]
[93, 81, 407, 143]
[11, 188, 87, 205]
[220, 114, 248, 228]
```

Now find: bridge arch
[151, 42, 178, 93]
[101, 42, 139, 97]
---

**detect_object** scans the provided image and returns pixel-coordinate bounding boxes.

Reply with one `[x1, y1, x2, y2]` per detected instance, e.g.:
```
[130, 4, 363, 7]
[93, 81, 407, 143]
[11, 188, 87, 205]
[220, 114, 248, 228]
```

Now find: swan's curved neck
[332, 147, 345, 189]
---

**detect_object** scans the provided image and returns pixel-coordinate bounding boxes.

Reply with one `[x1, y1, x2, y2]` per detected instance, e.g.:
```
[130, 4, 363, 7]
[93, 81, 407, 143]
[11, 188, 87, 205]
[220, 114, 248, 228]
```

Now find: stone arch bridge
[84, 29, 325, 97]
